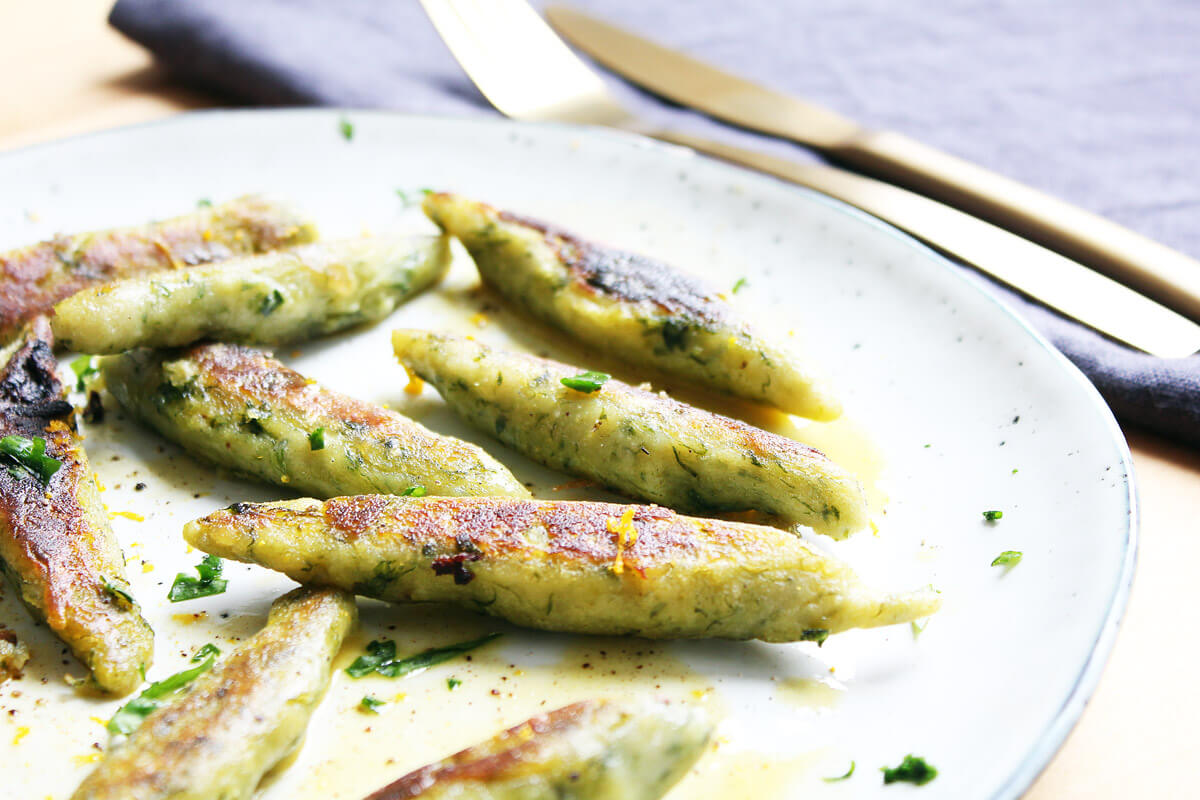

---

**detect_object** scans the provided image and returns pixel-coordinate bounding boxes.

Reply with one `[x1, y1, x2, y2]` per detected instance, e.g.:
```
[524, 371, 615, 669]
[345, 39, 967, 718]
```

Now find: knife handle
[827, 130, 1200, 322]
[651, 128, 1200, 358]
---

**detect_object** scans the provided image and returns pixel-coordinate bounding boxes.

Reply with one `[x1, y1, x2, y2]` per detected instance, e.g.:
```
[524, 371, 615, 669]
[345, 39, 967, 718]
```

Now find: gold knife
[546, 4, 1200, 324]
[418, 0, 1200, 357]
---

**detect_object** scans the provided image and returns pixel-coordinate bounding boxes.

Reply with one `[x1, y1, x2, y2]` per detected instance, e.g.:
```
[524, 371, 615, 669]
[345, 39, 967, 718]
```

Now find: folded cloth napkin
[110, 0, 1200, 444]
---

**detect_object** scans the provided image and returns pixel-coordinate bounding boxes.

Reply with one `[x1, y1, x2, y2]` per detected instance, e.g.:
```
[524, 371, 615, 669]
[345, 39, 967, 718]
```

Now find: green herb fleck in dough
[259, 289, 285, 316]
[308, 427, 325, 451]
[402, 485, 427, 497]
[100, 575, 136, 610]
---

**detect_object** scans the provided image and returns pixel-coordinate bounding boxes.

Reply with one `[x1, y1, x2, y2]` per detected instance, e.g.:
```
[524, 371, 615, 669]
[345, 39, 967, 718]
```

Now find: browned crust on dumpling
[0, 196, 315, 342]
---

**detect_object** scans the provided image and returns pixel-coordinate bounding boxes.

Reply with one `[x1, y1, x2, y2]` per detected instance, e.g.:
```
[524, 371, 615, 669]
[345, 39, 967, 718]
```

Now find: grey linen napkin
[109, 0, 1200, 444]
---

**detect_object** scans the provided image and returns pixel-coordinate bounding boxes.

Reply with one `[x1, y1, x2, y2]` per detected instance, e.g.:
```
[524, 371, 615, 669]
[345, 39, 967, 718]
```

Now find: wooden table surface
[3, 2, 1197, 797]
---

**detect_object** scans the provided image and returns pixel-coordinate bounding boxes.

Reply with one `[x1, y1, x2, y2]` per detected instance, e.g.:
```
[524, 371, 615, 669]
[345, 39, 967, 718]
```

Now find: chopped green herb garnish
[401, 485, 426, 497]
[923, 443, 932, 448]
[982, 510, 1003, 521]
[107, 644, 221, 735]
[881, 754, 937, 785]
[800, 628, 830, 645]
[824, 761, 855, 782]
[70, 355, 99, 392]
[308, 427, 325, 451]
[991, 550, 1022, 568]
[196, 198, 213, 208]
[346, 633, 501, 680]
[560, 371, 610, 394]
[168, 554, 228, 602]
[910, 619, 928, 639]
[259, 289, 285, 315]
[0, 435, 62, 485]
[339, 117, 354, 140]
[447, 677, 462, 690]
[359, 695, 385, 714]
[420, 187, 434, 196]
[1011, 468, 1018, 474]
[731, 277, 748, 294]
[100, 575, 135, 609]
[346, 639, 396, 678]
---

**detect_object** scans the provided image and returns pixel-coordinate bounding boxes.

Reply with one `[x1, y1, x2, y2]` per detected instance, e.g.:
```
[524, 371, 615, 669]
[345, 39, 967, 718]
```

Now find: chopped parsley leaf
[168, 554, 228, 602]
[346, 633, 501, 679]
[800, 628, 830, 646]
[259, 289, 285, 315]
[731, 277, 748, 294]
[0, 435, 62, 485]
[107, 644, 220, 735]
[308, 427, 325, 451]
[910, 619, 928, 639]
[100, 575, 135, 609]
[447, 677, 462, 690]
[346, 639, 396, 678]
[339, 117, 354, 140]
[881, 754, 937, 785]
[560, 371, 610, 394]
[70, 355, 99, 392]
[359, 695, 385, 714]
[196, 198, 213, 208]
[982, 510, 1003, 521]
[824, 761, 855, 782]
[401, 485, 426, 497]
[991, 550, 1022, 568]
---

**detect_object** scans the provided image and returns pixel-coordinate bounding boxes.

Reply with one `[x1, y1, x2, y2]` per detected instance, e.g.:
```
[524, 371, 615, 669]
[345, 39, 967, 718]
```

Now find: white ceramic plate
[0, 111, 1134, 800]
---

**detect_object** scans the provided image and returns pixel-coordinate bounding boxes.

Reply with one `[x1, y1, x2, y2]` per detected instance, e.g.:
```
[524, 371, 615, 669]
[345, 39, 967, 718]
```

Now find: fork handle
[827, 130, 1200, 321]
[648, 128, 1200, 358]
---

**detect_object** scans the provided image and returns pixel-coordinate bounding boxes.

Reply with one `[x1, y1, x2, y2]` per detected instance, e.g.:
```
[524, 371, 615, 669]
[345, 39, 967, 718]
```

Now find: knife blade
[546, 4, 1200, 325]
[653, 129, 1200, 359]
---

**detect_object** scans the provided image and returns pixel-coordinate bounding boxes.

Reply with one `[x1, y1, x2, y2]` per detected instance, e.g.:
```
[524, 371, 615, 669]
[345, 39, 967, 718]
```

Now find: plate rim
[0, 107, 1139, 799]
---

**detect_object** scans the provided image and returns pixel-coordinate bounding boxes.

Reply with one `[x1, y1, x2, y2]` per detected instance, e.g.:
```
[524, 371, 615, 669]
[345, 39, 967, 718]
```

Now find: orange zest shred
[607, 508, 638, 575]
[402, 367, 425, 395]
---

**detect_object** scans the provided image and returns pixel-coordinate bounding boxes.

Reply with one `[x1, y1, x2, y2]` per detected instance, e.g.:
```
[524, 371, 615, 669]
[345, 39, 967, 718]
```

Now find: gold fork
[418, 0, 1200, 358]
